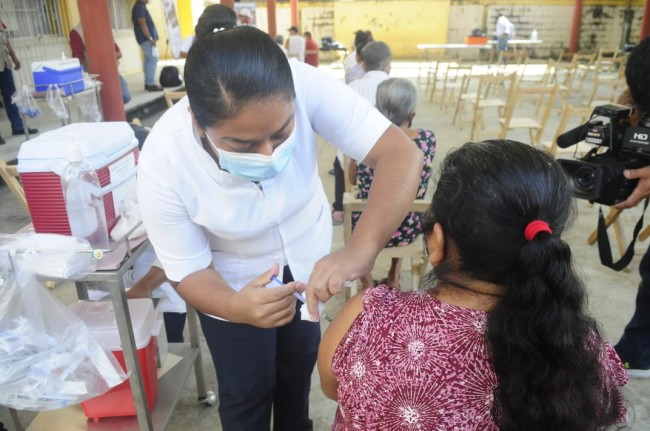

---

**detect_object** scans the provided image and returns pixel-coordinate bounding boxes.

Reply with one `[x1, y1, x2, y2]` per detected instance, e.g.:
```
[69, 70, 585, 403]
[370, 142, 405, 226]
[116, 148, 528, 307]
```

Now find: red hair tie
[525, 220, 552, 241]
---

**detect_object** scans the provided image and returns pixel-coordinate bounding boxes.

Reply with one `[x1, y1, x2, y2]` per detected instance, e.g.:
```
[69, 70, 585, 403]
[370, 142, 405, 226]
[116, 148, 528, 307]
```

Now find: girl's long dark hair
[185, 26, 295, 129]
[423, 140, 616, 430]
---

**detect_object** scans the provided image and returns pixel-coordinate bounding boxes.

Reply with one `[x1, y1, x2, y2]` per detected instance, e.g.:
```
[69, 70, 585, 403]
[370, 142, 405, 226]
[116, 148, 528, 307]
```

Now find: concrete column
[569, 0, 582, 54]
[221, 0, 235, 11]
[267, 0, 277, 37]
[641, 0, 650, 40]
[290, 0, 299, 27]
[78, 0, 125, 121]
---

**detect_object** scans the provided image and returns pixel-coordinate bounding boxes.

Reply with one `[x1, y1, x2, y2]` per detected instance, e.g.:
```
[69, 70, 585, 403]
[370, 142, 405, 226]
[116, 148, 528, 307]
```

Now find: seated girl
[349, 78, 436, 289]
[320, 139, 628, 430]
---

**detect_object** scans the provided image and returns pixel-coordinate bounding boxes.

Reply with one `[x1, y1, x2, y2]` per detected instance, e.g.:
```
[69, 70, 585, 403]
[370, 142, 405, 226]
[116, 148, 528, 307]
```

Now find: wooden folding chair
[498, 83, 560, 147]
[542, 102, 593, 157]
[574, 53, 598, 94]
[438, 63, 472, 112]
[0, 159, 29, 215]
[426, 55, 452, 102]
[584, 56, 627, 107]
[470, 72, 516, 141]
[452, 73, 479, 127]
[342, 192, 430, 300]
[163, 89, 187, 109]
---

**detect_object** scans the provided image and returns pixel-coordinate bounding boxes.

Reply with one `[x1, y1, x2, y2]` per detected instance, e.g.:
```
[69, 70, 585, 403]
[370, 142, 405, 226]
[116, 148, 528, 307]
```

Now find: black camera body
[557, 104, 650, 205]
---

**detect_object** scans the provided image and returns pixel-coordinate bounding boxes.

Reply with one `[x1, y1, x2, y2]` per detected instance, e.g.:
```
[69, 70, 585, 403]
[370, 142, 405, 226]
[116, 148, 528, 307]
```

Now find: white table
[417, 40, 544, 81]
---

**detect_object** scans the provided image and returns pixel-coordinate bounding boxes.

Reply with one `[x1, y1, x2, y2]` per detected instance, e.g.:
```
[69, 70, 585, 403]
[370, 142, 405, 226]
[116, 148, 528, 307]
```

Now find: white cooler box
[17, 122, 139, 237]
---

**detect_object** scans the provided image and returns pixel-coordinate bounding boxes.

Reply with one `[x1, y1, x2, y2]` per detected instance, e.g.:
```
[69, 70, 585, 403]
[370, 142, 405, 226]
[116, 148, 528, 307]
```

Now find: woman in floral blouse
[320, 140, 628, 431]
[349, 78, 436, 289]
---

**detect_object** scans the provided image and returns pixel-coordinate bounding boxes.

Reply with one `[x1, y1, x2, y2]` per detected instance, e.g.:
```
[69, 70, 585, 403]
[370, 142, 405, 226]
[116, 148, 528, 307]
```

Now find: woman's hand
[306, 243, 375, 320]
[228, 263, 303, 328]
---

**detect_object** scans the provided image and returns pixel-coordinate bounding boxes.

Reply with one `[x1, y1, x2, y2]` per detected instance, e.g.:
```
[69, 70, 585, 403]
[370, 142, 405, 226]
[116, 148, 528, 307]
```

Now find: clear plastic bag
[11, 85, 42, 118]
[0, 253, 127, 411]
[45, 84, 69, 122]
[0, 233, 96, 280]
[76, 89, 101, 123]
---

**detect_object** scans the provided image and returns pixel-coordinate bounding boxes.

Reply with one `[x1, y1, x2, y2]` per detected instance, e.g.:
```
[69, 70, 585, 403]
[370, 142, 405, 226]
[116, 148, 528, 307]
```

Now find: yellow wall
[450, 0, 645, 4]
[334, 0, 451, 58]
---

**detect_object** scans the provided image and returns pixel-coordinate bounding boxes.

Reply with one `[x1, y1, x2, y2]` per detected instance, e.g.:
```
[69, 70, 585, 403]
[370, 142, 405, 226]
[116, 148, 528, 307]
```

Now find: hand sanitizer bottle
[60, 135, 110, 250]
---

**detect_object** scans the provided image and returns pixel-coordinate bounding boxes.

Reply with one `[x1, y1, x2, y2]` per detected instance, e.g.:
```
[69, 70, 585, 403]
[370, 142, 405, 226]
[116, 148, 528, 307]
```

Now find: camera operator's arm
[613, 166, 650, 209]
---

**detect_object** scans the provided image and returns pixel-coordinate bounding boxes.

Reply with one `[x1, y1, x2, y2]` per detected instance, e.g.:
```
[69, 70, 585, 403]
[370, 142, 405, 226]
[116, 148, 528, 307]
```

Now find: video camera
[557, 104, 650, 205]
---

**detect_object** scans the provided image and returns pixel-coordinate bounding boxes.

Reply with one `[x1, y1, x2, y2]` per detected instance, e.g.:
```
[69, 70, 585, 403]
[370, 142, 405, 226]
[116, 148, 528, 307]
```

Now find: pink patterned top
[331, 286, 628, 431]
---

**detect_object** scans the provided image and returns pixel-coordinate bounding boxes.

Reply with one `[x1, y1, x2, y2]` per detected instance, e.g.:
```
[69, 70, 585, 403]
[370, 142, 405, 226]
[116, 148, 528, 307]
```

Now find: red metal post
[640, 0, 650, 40]
[221, 0, 235, 11]
[77, 0, 125, 121]
[569, 0, 583, 54]
[267, 0, 277, 37]
[290, 0, 299, 27]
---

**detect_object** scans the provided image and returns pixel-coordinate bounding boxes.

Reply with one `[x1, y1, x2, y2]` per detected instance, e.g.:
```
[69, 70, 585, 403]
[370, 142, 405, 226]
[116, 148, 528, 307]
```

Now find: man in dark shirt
[132, 0, 162, 91]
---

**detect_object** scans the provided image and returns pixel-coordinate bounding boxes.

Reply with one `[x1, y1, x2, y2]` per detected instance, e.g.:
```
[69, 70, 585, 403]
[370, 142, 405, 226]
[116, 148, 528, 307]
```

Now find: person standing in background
[275, 34, 289, 56]
[0, 19, 37, 144]
[332, 30, 374, 224]
[304, 31, 319, 67]
[495, 13, 515, 53]
[286, 26, 305, 62]
[132, 0, 163, 92]
[343, 30, 373, 85]
[237, 8, 254, 26]
[69, 24, 131, 104]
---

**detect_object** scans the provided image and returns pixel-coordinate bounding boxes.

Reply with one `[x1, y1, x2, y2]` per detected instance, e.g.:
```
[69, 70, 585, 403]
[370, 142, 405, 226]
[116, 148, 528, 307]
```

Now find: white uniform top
[137, 59, 390, 296]
[348, 70, 390, 107]
[286, 35, 306, 61]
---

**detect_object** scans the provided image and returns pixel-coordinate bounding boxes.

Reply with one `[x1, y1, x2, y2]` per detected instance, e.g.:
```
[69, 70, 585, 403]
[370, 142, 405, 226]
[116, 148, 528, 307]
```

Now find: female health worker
[137, 26, 422, 430]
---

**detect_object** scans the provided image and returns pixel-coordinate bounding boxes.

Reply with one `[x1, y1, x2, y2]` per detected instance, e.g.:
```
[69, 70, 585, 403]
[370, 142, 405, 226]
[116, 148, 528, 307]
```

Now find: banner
[160, 0, 183, 59]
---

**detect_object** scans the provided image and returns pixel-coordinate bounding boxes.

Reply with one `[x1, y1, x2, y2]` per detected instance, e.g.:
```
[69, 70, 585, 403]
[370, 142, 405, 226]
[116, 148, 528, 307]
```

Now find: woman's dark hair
[422, 140, 617, 430]
[194, 4, 237, 39]
[626, 37, 650, 114]
[185, 26, 295, 128]
[354, 30, 373, 54]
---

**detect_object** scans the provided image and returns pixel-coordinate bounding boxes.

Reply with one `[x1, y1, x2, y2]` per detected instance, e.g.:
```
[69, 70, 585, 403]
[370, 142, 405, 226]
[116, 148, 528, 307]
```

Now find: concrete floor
[1, 60, 649, 430]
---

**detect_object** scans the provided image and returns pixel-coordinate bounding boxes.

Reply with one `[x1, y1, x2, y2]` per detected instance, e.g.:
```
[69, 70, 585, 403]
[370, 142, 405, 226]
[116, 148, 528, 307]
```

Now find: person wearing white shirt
[348, 41, 391, 105]
[332, 30, 374, 225]
[137, 26, 422, 430]
[343, 30, 373, 85]
[286, 26, 306, 61]
[495, 13, 515, 52]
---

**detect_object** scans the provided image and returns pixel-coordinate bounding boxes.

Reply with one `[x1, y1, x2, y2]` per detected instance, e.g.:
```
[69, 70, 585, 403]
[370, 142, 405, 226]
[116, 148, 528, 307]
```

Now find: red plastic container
[466, 36, 489, 45]
[69, 299, 158, 420]
[17, 122, 139, 237]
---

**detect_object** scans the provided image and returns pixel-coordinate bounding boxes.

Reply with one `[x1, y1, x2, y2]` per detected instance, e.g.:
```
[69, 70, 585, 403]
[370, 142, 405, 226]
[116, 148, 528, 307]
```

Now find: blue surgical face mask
[204, 127, 297, 182]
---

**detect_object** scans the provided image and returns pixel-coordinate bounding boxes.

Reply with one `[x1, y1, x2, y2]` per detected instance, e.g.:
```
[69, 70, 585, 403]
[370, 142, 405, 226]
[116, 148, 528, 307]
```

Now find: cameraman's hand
[614, 166, 650, 209]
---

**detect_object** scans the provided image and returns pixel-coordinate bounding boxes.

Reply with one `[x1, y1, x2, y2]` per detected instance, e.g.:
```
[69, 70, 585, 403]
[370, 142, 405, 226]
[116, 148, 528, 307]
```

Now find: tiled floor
[1, 60, 649, 430]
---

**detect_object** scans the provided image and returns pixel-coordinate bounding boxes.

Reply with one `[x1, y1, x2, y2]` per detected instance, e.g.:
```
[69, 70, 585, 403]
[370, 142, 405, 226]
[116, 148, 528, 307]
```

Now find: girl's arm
[317, 292, 364, 400]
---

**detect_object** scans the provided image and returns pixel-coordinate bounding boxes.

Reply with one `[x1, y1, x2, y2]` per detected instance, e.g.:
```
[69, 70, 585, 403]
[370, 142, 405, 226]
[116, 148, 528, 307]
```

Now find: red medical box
[17, 122, 139, 236]
[69, 299, 158, 420]
[466, 36, 489, 45]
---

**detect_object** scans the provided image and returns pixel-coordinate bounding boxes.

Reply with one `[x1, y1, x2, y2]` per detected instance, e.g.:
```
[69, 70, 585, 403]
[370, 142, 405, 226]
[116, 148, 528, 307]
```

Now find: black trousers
[332, 157, 345, 212]
[615, 246, 650, 368]
[198, 267, 321, 431]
